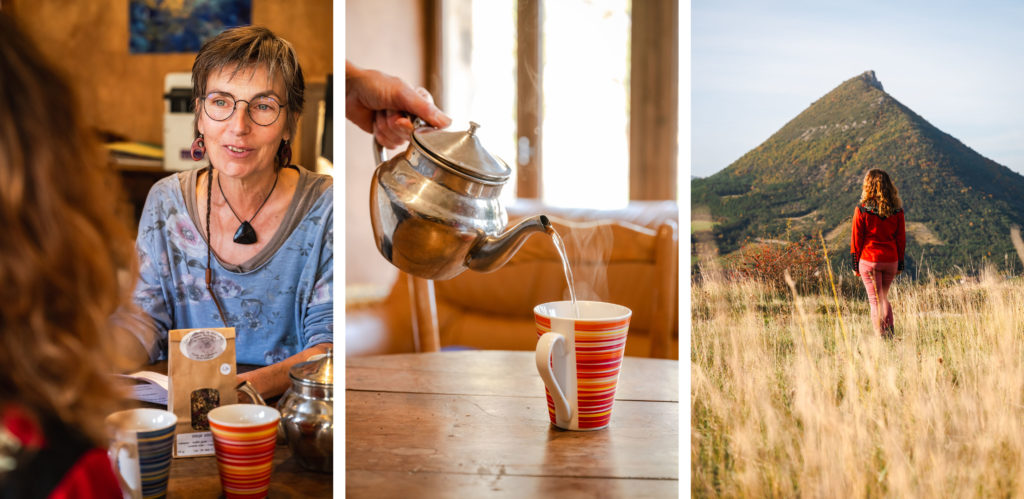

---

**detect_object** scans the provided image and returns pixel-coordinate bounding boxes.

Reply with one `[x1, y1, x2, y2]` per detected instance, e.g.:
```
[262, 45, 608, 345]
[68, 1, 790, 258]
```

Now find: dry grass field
[692, 264, 1024, 497]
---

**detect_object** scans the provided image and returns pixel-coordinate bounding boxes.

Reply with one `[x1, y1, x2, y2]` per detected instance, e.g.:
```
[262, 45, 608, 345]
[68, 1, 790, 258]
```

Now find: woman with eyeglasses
[118, 26, 450, 399]
[116, 25, 330, 400]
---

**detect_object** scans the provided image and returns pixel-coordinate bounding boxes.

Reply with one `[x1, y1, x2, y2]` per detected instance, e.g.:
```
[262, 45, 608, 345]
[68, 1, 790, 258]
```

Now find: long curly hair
[0, 14, 137, 443]
[859, 169, 902, 218]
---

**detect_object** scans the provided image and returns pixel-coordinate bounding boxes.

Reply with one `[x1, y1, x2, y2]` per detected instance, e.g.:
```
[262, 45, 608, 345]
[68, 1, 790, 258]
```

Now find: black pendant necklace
[217, 170, 279, 244]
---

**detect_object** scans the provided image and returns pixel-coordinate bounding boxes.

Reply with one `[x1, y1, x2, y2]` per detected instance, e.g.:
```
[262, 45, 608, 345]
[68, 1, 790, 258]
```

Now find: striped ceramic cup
[535, 301, 632, 431]
[208, 404, 280, 499]
[106, 408, 177, 499]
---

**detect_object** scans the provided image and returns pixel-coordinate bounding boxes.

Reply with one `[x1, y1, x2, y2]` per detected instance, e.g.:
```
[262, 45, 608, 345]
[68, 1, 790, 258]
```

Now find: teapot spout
[467, 215, 552, 272]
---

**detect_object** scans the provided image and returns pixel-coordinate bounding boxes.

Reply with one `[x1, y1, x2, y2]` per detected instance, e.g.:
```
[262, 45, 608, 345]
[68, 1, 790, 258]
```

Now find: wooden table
[346, 351, 679, 498]
[136, 362, 333, 497]
[168, 445, 332, 497]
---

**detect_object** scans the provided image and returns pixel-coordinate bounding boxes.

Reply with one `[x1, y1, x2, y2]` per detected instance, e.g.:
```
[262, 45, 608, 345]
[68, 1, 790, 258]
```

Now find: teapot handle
[372, 114, 429, 165]
[236, 380, 266, 406]
[373, 137, 388, 164]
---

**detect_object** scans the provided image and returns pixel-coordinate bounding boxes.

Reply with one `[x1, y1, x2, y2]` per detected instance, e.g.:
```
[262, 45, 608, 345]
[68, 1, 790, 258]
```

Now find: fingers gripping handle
[535, 332, 572, 425]
[372, 114, 428, 164]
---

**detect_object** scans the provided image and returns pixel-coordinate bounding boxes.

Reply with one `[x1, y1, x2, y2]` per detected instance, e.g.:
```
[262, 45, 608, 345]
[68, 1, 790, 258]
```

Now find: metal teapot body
[277, 376, 332, 473]
[239, 350, 333, 473]
[369, 122, 550, 281]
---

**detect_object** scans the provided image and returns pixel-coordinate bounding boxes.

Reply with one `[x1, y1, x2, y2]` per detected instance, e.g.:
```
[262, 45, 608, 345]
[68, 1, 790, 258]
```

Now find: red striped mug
[535, 301, 631, 431]
[208, 404, 280, 498]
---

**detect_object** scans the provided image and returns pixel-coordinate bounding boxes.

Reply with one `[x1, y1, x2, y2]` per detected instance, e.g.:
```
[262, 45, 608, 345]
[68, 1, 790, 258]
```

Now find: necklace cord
[205, 166, 230, 327]
[218, 169, 279, 225]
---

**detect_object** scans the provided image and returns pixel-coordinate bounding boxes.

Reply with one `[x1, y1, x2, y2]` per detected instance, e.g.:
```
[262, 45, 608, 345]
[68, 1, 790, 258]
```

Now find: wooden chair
[406, 215, 678, 359]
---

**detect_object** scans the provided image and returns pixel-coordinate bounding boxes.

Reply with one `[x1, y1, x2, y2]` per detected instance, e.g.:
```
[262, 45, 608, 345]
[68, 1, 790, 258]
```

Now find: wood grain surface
[347, 469, 679, 499]
[346, 350, 679, 402]
[169, 445, 332, 498]
[346, 351, 679, 498]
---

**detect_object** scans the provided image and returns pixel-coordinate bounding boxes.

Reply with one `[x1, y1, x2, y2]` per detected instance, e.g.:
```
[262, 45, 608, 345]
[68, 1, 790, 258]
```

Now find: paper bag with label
[168, 327, 237, 458]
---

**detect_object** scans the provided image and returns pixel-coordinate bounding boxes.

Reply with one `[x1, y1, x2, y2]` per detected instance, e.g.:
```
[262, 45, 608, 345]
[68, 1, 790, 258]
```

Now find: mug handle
[109, 440, 141, 499]
[535, 332, 572, 424]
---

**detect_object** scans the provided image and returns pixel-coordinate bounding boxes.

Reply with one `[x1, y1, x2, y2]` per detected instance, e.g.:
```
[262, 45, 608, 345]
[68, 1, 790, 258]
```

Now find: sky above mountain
[692, 0, 1024, 179]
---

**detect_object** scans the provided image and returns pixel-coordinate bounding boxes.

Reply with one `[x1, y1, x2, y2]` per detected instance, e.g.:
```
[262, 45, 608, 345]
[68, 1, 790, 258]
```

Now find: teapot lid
[413, 121, 512, 183]
[289, 348, 333, 386]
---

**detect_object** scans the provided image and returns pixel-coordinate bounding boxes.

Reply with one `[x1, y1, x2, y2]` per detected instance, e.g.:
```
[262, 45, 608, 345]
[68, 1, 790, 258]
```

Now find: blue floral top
[126, 167, 333, 366]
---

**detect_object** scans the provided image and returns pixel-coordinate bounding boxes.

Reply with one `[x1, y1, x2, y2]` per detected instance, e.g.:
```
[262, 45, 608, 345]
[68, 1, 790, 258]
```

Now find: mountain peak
[858, 70, 883, 91]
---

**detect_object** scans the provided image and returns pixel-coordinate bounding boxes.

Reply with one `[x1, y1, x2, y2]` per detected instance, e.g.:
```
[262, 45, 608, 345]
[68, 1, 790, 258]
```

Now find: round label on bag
[180, 329, 227, 361]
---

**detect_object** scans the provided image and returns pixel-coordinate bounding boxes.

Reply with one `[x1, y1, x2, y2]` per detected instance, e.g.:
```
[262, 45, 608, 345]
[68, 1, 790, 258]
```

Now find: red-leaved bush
[726, 237, 824, 291]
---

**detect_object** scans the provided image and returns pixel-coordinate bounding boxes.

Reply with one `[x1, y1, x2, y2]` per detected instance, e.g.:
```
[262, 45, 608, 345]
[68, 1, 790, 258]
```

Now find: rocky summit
[692, 71, 1024, 276]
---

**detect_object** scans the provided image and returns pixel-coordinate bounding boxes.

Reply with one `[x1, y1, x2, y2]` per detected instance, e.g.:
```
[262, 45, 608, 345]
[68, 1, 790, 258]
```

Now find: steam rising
[557, 220, 613, 303]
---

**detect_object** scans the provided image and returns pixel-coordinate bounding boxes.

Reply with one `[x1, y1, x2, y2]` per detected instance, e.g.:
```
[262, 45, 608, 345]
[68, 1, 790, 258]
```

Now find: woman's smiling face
[197, 64, 289, 180]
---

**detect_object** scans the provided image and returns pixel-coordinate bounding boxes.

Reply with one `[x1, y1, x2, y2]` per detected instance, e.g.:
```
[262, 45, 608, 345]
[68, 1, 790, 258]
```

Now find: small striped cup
[208, 404, 280, 499]
[535, 301, 631, 431]
[106, 408, 177, 499]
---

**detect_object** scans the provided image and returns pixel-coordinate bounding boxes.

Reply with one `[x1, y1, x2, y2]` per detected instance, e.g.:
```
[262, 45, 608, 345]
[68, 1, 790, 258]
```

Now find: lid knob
[467, 121, 480, 136]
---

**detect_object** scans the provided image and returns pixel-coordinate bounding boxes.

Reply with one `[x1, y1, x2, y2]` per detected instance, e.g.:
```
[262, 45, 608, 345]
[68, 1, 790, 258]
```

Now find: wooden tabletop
[168, 445, 332, 498]
[346, 350, 679, 498]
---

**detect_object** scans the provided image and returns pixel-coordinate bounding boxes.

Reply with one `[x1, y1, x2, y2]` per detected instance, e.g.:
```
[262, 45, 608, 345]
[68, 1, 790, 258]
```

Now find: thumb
[396, 85, 451, 129]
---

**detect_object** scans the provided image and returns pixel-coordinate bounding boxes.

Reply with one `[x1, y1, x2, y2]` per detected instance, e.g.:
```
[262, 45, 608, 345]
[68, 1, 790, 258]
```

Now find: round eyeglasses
[203, 92, 284, 126]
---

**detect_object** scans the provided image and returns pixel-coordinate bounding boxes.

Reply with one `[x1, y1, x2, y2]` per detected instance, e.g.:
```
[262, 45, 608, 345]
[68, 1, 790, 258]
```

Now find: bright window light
[442, 0, 517, 205]
[442, 0, 630, 209]
[542, 0, 630, 209]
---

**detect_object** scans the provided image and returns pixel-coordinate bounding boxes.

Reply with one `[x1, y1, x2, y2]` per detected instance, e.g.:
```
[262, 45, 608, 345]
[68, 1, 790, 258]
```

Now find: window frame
[425, 0, 679, 203]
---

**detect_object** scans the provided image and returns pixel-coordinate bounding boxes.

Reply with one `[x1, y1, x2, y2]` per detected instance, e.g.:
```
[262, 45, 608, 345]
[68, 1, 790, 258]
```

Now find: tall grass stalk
[820, 231, 850, 349]
[692, 265, 1024, 497]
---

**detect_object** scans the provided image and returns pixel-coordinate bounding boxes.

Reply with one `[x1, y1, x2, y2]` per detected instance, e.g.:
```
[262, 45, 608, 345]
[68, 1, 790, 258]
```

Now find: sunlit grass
[692, 220, 717, 233]
[692, 267, 1024, 497]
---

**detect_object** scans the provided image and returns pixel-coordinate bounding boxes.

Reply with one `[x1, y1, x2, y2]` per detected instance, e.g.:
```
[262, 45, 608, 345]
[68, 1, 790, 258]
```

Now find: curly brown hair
[0, 14, 138, 443]
[191, 25, 305, 137]
[859, 169, 903, 218]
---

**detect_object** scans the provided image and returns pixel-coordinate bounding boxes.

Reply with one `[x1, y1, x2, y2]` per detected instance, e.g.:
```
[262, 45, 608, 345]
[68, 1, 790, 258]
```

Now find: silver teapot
[238, 350, 333, 472]
[277, 350, 333, 472]
[369, 120, 551, 281]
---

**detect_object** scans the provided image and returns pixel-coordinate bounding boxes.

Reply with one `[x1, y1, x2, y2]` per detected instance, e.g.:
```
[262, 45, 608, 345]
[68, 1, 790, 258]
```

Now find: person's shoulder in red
[49, 448, 122, 499]
[0, 405, 121, 498]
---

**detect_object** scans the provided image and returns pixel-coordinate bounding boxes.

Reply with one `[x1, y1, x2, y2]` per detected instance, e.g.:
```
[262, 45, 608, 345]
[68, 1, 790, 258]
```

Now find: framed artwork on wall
[129, 0, 251, 53]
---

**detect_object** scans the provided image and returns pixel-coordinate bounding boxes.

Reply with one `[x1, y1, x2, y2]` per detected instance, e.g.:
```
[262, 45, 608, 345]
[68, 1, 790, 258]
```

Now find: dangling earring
[191, 134, 206, 161]
[277, 139, 292, 168]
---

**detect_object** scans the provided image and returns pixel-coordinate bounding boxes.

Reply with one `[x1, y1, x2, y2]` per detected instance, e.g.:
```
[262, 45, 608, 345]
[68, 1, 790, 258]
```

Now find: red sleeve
[850, 206, 863, 257]
[48, 448, 123, 499]
[896, 211, 906, 263]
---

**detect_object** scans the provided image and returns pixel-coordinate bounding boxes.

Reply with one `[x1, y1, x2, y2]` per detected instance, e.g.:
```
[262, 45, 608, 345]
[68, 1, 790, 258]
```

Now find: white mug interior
[106, 408, 177, 432]
[534, 300, 632, 321]
[207, 403, 280, 427]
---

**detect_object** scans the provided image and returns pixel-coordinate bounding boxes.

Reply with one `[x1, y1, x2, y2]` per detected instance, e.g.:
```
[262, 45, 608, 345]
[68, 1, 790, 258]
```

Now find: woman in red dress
[851, 169, 906, 338]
